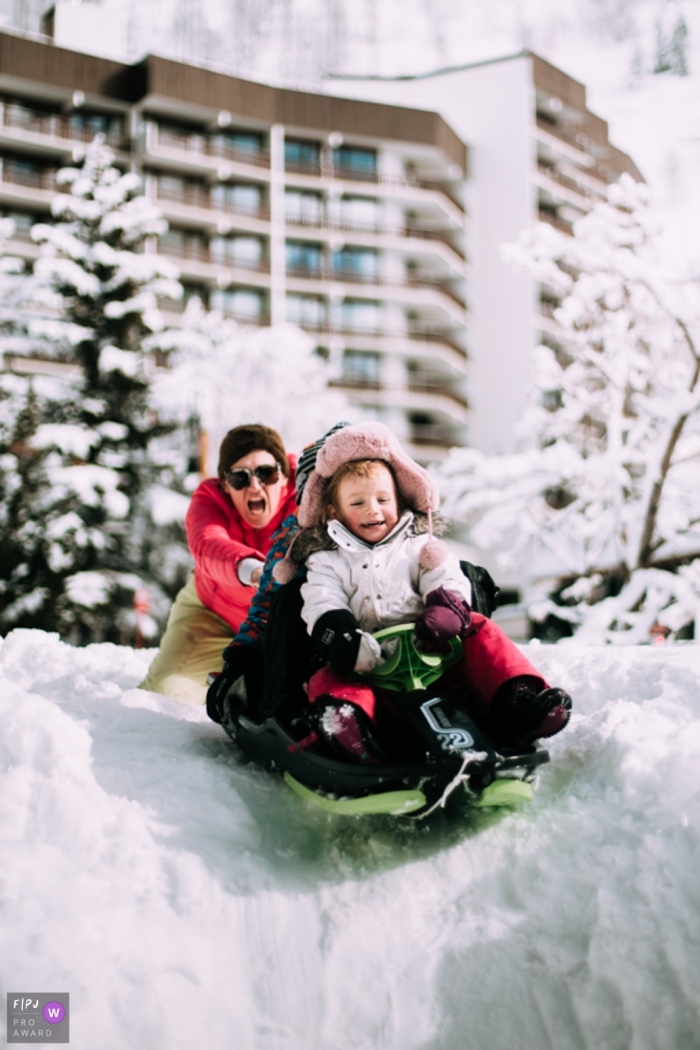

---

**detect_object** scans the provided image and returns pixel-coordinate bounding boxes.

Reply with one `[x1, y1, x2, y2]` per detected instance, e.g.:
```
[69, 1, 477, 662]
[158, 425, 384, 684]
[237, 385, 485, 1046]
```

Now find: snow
[2, 627, 700, 1049]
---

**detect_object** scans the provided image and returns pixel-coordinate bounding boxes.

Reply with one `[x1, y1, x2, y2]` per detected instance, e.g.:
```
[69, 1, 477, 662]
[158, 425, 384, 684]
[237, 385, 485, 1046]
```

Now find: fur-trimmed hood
[297, 421, 440, 529]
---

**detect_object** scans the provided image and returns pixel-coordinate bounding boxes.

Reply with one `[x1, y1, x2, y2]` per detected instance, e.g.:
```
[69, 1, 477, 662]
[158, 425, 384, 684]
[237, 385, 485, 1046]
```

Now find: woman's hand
[250, 565, 263, 587]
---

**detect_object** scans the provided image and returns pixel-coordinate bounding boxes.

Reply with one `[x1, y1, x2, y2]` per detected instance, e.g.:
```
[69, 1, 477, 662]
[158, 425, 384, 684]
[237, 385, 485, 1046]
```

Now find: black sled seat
[214, 564, 550, 819]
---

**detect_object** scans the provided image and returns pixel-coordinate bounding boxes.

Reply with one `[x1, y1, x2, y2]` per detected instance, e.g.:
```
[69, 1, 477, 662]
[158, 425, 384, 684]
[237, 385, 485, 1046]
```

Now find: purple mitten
[415, 588, 471, 644]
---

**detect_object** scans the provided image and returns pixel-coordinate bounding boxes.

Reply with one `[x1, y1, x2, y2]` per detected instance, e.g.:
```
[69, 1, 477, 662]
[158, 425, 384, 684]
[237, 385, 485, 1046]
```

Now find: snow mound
[1, 629, 699, 1049]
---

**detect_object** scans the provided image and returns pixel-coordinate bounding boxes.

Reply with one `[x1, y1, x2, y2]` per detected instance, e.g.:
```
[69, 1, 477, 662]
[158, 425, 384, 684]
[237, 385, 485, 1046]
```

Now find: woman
[140, 424, 297, 704]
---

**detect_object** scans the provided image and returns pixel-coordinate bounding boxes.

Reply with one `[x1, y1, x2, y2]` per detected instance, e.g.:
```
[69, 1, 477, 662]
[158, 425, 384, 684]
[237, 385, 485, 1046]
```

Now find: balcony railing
[285, 213, 465, 258]
[296, 315, 466, 352]
[1, 104, 126, 149]
[157, 240, 270, 272]
[0, 163, 57, 192]
[152, 126, 271, 169]
[536, 161, 605, 200]
[6, 224, 36, 243]
[408, 377, 468, 408]
[409, 424, 460, 448]
[149, 125, 464, 212]
[537, 209, 573, 234]
[539, 299, 560, 319]
[218, 308, 270, 326]
[285, 264, 466, 306]
[154, 183, 270, 221]
[331, 376, 468, 409]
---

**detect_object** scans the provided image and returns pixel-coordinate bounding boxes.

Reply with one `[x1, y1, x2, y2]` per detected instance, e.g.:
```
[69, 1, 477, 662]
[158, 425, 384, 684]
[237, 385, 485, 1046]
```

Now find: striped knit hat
[295, 421, 351, 504]
[271, 421, 350, 584]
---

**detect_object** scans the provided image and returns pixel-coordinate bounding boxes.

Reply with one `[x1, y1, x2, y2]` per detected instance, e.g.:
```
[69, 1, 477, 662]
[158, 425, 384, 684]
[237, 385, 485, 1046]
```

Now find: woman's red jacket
[185, 455, 297, 631]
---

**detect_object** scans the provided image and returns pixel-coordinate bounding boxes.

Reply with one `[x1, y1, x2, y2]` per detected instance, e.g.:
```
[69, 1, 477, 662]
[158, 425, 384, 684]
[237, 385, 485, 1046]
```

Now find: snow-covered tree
[438, 175, 700, 644]
[150, 299, 357, 468]
[0, 137, 191, 644]
[653, 15, 690, 77]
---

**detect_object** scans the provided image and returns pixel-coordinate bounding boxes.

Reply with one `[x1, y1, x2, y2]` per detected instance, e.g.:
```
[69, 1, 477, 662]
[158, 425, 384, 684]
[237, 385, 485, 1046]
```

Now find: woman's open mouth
[247, 498, 267, 515]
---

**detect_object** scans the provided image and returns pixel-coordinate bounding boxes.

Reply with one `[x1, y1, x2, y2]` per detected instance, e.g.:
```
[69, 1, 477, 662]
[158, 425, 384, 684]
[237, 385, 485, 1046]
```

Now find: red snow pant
[307, 613, 548, 727]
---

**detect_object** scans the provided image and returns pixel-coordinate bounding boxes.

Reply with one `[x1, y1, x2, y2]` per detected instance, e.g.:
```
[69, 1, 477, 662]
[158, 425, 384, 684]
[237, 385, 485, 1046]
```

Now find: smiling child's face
[329, 462, 399, 543]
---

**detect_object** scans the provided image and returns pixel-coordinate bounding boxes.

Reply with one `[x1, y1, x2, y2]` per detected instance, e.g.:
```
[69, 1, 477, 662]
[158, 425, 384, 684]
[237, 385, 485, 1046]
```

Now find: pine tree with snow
[671, 15, 689, 76]
[438, 175, 700, 644]
[653, 20, 673, 73]
[0, 137, 191, 644]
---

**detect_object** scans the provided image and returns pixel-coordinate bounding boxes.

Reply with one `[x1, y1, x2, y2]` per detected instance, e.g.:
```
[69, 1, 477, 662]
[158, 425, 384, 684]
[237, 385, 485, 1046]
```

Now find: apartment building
[0, 29, 470, 462]
[327, 53, 643, 454]
[0, 24, 642, 465]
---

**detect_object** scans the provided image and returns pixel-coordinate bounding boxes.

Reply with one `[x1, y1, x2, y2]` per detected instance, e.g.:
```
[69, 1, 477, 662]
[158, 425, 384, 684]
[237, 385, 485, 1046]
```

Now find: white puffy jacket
[300, 510, 472, 636]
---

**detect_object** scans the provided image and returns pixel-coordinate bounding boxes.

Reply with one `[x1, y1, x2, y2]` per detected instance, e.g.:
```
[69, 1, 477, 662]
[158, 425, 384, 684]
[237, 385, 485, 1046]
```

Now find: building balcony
[145, 123, 270, 177]
[408, 422, 462, 451]
[286, 167, 465, 225]
[287, 262, 461, 296]
[285, 266, 466, 322]
[154, 182, 270, 223]
[158, 295, 270, 327]
[154, 241, 271, 287]
[298, 316, 467, 357]
[536, 160, 606, 200]
[0, 161, 57, 193]
[534, 117, 597, 170]
[0, 102, 127, 153]
[0, 164, 58, 209]
[329, 377, 468, 427]
[285, 214, 466, 271]
[153, 125, 270, 168]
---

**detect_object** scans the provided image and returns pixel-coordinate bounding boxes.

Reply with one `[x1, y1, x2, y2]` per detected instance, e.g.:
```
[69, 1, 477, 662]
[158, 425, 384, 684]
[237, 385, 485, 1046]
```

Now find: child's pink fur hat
[298, 421, 439, 526]
[293, 421, 448, 572]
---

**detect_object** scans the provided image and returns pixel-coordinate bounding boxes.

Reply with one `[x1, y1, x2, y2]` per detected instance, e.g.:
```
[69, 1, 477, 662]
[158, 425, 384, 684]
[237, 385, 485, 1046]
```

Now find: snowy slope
[2, 628, 700, 1049]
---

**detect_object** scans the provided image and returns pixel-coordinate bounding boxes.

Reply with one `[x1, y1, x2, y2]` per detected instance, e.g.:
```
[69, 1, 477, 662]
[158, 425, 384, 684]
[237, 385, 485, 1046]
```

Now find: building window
[156, 173, 207, 207]
[210, 183, 263, 216]
[210, 236, 264, 268]
[285, 190, 323, 224]
[159, 228, 207, 261]
[342, 350, 380, 387]
[340, 196, 379, 229]
[333, 146, 377, 176]
[211, 287, 265, 321]
[286, 241, 323, 275]
[284, 139, 321, 173]
[68, 111, 123, 145]
[156, 120, 205, 151]
[408, 412, 449, 447]
[211, 130, 264, 159]
[286, 294, 325, 328]
[332, 247, 378, 280]
[337, 299, 381, 333]
[3, 210, 37, 241]
[2, 155, 54, 190]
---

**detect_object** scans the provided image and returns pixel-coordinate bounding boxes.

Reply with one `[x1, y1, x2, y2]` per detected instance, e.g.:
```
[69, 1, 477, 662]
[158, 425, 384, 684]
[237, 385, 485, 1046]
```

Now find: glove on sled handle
[356, 622, 462, 693]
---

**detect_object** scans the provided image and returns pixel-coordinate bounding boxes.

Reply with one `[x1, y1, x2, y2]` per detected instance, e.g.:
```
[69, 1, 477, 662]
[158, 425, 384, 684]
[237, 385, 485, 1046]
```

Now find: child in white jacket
[287, 422, 571, 761]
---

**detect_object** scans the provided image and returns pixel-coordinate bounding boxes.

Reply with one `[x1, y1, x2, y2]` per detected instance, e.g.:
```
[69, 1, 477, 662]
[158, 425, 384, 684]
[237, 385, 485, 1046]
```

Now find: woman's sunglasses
[224, 463, 281, 490]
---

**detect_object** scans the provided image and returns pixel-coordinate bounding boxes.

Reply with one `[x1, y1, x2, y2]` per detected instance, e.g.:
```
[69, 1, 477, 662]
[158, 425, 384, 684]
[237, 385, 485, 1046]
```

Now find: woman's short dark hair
[217, 425, 289, 483]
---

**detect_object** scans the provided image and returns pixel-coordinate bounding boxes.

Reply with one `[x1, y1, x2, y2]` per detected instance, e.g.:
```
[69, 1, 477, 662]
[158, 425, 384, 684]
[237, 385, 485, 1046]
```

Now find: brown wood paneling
[606, 145, 645, 183]
[0, 33, 467, 170]
[144, 56, 467, 171]
[531, 54, 586, 110]
[0, 32, 128, 98]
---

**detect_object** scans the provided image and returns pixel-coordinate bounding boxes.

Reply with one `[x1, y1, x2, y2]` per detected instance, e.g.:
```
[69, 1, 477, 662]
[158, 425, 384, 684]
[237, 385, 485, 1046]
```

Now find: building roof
[0, 31, 467, 172]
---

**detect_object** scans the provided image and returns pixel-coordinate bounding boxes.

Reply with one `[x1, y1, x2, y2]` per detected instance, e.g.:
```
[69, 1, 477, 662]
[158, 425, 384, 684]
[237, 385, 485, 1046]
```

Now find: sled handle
[357, 622, 462, 693]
